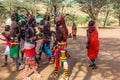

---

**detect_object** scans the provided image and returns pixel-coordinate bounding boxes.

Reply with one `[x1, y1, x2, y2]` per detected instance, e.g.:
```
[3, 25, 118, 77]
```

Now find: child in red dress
[23, 33, 41, 80]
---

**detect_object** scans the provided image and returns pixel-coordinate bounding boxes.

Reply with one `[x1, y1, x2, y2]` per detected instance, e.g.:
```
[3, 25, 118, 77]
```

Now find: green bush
[76, 16, 90, 25]
[97, 17, 104, 26]
[37, 13, 44, 18]
[106, 19, 117, 26]
[65, 13, 90, 26]
[66, 3, 72, 8]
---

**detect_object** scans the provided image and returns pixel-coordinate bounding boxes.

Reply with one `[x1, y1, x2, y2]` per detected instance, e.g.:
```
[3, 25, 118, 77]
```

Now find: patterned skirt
[25, 57, 36, 66]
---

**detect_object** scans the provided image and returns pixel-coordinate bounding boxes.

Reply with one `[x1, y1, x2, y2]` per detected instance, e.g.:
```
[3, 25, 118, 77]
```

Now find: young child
[23, 30, 41, 80]
[1, 25, 10, 67]
[38, 22, 54, 64]
[10, 36, 24, 71]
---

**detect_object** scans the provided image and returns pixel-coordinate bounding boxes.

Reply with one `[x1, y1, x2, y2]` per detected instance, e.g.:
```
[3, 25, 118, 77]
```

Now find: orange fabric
[72, 30, 77, 35]
[87, 27, 100, 60]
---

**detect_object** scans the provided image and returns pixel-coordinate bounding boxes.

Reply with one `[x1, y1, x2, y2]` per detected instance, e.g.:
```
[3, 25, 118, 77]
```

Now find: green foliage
[0, 0, 40, 18]
[0, 2, 8, 20]
[0, 0, 119, 27]
[98, 17, 104, 24]
[77, 16, 90, 25]
[50, 0, 64, 4]
[65, 13, 76, 26]
[37, 13, 44, 18]
[66, 3, 72, 8]
[65, 13, 90, 26]
[74, 0, 107, 22]
[112, 0, 120, 19]
[106, 19, 117, 26]
[97, 17, 118, 26]
[0, 3, 5, 11]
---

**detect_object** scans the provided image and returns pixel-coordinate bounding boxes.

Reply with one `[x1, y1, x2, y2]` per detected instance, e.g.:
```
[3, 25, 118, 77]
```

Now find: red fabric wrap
[57, 16, 68, 41]
[87, 27, 100, 60]
[55, 44, 64, 71]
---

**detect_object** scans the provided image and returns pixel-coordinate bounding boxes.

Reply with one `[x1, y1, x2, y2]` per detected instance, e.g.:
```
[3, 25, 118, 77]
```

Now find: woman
[72, 23, 77, 40]
[86, 20, 100, 69]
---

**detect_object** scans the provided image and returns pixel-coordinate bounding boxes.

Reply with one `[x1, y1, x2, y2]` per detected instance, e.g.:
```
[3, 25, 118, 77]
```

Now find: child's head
[5, 25, 10, 31]
[29, 36, 34, 41]
[19, 21, 26, 26]
[25, 28, 34, 42]
[18, 21, 26, 30]
[73, 22, 75, 25]
[11, 12, 17, 21]
[39, 20, 44, 25]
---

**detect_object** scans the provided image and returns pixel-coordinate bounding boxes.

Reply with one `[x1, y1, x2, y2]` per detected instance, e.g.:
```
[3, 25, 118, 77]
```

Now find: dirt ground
[0, 27, 120, 80]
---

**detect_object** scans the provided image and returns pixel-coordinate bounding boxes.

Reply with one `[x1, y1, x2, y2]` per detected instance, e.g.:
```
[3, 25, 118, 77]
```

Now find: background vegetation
[0, 0, 120, 27]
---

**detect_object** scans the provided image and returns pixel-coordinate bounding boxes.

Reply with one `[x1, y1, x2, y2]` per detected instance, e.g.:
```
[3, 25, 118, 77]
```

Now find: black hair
[88, 20, 95, 26]
[11, 12, 17, 21]
[39, 20, 44, 25]
[73, 22, 76, 26]
[30, 20, 36, 27]
[18, 21, 26, 27]
[43, 22, 51, 36]
[11, 16, 16, 21]
[43, 15, 50, 21]
[25, 28, 34, 42]
[5, 25, 10, 31]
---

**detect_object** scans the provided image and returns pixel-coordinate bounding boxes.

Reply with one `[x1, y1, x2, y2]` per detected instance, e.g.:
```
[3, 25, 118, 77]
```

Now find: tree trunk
[53, 5, 57, 24]
[103, 10, 110, 28]
[91, 14, 99, 27]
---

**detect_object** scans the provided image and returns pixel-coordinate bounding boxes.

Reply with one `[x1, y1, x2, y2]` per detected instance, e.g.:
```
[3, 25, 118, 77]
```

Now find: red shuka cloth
[25, 48, 37, 57]
[57, 16, 68, 41]
[87, 27, 100, 60]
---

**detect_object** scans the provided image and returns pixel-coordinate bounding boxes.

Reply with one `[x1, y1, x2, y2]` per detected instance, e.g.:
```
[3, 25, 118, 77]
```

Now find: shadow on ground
[0, 36, 120, 80]
[48, 36, 120, 80]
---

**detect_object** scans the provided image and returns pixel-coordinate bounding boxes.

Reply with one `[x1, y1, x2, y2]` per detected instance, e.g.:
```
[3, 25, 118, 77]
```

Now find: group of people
[1, 12, 70, 80]
[2, 12, 41, 80]
[1, 10, 100, 80]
